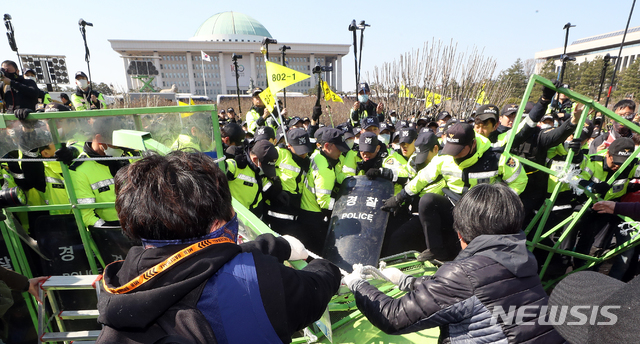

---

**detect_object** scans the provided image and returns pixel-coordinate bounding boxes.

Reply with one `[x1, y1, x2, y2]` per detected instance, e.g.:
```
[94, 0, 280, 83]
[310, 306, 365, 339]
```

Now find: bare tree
[367, 39, 514, 120]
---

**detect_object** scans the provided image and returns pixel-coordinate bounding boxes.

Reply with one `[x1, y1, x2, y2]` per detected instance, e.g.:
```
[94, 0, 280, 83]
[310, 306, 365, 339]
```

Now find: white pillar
[336, 56, 342, 92]
[123, 56, 133, 91]
[186, 52, 195, 95]
[153, 52, 163, 90]
[219, 52, 227, 94]
[250, 52, 256, 90]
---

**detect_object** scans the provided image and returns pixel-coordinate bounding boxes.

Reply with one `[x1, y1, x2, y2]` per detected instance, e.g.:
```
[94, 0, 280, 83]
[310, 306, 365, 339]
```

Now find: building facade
[535, 26, 640, 75]
[109, 11, 350, 98]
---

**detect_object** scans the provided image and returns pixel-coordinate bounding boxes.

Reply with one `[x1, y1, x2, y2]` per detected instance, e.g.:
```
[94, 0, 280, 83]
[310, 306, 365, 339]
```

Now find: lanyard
[102, 236, 234, 294]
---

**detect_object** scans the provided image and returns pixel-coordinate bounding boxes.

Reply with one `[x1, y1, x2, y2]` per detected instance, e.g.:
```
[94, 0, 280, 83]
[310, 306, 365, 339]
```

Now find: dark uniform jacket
[2, 76, 38, 112]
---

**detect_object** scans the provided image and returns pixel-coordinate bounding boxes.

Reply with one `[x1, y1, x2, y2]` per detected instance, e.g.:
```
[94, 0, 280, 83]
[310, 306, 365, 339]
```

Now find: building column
[219, 52, 227, 94]
[122, 56, 133, 91]
[186, 52, 195, 95]
[330, 58, 336, 88]
[153, 52, 163, 90]
[250, 52, 256, 91]
[309, 53, 315, 74]
[336, 56, 342, 92]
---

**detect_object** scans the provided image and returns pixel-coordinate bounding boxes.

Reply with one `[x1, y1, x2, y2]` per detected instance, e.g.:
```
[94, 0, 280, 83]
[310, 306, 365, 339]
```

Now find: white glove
[342, 264, 365, 291]
[381, 267, 406, 285]
[282, 235, 308, 261]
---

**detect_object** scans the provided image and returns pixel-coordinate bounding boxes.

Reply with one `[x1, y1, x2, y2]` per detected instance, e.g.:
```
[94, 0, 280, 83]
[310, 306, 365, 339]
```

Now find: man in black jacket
[96, 151, 341, 344]
[1, 60, 39, 113]
[344, 183, 564, 344]
[350, 82, 384, 125]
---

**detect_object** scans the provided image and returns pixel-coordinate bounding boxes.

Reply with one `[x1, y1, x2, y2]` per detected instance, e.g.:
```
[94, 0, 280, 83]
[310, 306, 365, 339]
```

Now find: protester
[96, 151, 341, 343]
[345, 183, 564, 343]
[0, 267, 47, 303]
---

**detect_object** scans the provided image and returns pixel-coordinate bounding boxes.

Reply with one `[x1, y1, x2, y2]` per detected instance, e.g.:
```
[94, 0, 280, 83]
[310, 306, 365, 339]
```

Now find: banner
[258, 87, 277, 113]
[399, 85, 416, 98]
[424, 90, 450, 109]
[265, 61, 310, 93]
[322, 81, 343, 103]
[475, 84, 489, 105]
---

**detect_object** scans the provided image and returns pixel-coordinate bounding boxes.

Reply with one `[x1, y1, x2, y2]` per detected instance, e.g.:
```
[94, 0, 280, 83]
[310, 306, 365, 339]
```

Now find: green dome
[191, 11, 272, 41]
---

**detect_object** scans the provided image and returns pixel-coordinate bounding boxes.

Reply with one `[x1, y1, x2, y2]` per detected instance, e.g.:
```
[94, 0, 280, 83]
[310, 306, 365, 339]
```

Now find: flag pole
[201, 51, 208, 99]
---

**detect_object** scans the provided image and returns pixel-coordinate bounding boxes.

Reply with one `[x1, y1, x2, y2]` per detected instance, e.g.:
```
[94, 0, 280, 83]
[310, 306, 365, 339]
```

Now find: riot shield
[90, 225, 134, 264]
[31, 215, 99, 331]
[322, 176, 393, 272]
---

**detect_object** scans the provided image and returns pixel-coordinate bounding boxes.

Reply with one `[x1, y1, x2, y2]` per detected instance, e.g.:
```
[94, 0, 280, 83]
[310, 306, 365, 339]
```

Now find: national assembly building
[109, 11, 350, 98]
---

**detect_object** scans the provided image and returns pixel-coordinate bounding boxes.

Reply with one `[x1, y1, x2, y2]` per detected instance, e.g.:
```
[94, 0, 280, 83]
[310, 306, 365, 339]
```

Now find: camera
[0, 187, 27, 209]
[312, 65, 333, 74]
[0, 70, 4, 79]
[262, 37, 278, 45]
[232, 53, 242, 60]
[348, 20, 357, 32]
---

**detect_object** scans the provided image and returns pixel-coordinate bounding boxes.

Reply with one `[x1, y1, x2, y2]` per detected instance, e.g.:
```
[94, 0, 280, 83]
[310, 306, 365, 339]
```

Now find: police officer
[436, 111, 451, 126]
[226, 107, 238, 123]
[225, 140, 279, 217]
[566, 138, 640, 280]
[407, 130, 440, 178]
[380, 130, 442, 257]
[171, 115, 215, 152]
[1, 60, 38, 113]
[71, 71, 107, 111]
[245, 88, 271, 134]
[342, 131, 409, 195]
[23, 69, 52, 111]
[220, 122, 246, 160]
[381, 123, 528, 261]
[474, 83, 557, 149]
[548, 83, 576, 123]
[298, 128, 350, 253]
[60, 93, 74, 110]
[253, 126, 276, 144]
[395, 127, 418, 168]
[68, 117, 130, 228]
[350, 82, 384, 125]
[263, 128, 313, 238]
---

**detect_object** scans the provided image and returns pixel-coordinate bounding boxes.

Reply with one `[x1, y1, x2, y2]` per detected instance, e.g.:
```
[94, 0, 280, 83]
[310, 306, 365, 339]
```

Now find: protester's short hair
[115, 151, 233, 241]
[1, 60, 18, 72]
[474, 116, 496, 127]
[453, 183, 524, 243]
[613, 99, 636, 112]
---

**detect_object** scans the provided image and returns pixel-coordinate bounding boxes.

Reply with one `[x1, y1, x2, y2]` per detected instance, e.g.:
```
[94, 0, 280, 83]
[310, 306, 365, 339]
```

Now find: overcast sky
[1, 0, 637, 92]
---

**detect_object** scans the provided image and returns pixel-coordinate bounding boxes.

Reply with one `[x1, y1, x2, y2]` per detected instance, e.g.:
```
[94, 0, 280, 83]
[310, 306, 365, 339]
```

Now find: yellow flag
[475, 84, 489, 105]
[424, 90, 450, 109]
[322, 81, 343, 103]
[258, 87, 277, 113]
[265, 61, 310, 93]
[399, 85, 415, 98]
[178, 98, 196, 118]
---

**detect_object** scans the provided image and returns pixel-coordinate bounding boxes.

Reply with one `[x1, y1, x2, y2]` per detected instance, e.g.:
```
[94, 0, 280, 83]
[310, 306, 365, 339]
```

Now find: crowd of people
[3, 57, 640, 343]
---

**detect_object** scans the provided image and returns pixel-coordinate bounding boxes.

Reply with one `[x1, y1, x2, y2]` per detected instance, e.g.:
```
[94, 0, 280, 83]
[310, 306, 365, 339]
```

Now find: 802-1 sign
[272, 72, 295, 82]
